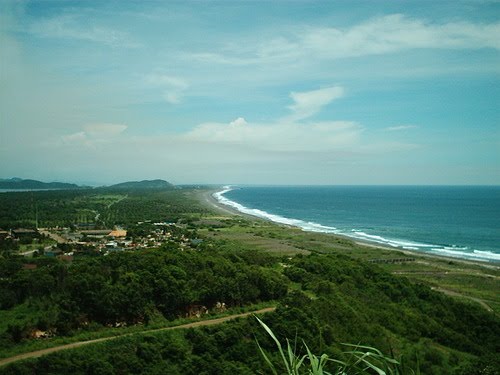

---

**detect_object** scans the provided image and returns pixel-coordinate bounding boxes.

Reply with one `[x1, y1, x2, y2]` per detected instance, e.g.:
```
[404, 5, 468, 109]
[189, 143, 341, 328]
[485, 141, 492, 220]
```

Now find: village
[0, 221, 204, 263]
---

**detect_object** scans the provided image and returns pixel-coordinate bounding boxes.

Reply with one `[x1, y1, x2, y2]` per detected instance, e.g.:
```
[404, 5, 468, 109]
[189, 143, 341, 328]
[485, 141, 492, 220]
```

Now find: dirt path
[431, 287, 493, 312]
[38, 229, 67, 244]
[0, 307, 275, 368]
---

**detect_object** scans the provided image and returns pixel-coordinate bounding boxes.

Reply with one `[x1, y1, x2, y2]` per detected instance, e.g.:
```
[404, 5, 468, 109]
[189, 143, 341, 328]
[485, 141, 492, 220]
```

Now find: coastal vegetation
[0, 187, 498, 374]
[104, 179, 175, 191]
[0, 187, 206, 231]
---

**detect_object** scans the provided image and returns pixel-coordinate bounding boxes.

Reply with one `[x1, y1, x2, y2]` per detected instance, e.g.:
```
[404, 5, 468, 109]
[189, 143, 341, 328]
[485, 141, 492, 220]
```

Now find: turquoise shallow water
[215, 186, 500, 262]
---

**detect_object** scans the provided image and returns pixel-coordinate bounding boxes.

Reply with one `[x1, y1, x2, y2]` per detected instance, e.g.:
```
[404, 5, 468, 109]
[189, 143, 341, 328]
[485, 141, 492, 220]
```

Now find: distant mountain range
[106, 179, 174, 190]
[0, 178, 81, 190]
[0, 178, 175, 191]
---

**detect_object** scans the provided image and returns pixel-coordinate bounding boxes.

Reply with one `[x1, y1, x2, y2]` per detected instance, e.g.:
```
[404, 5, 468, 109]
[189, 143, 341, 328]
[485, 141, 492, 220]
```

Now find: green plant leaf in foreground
[255, 315, 406, 375]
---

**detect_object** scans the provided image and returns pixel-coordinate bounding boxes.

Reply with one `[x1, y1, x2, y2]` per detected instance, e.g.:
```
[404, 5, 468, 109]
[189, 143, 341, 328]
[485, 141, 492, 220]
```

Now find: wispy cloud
[84, 123, 127, 137]
[30, 14, 138, 47]
[384, 125, 418, 131]
[47, 82, 426, 183]
[3, 1, 497, 184]
[145, 73, 189, 104]
[188, 14, 500, 66]
[184, 117, 362, 152]
[62, 123, 127, 146]
[287, 86, 344, 121]
[61, 131, 86, 143]
[297, 14, 500, 59]
[180, 86, 356, 152]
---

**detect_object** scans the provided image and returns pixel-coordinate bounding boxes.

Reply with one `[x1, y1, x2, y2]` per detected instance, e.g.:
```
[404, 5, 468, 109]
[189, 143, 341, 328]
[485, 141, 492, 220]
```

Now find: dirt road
[431, 287, 493, 312]
[38, 229, 67, 244]
[0, 307, 275, 368]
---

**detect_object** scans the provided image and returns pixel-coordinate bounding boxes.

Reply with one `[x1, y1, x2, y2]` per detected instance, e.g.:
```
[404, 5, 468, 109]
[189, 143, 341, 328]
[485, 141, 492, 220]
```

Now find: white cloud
[184, 117, 362, 152]
[61, 131, 86, 143]
[163, 92, 181, 104]
[146, 73, 189, 104]
[49, 84, 423, 184]
[287, 86, 344, 121]
[181, 88, 358, 151]
[230, 117, 248, 127]
[84, 123, 127, 137]
[146, 74, 188, 90]
[29, 14, 137, 47]
[298, 14, 500, 59]
[61, 123, 127, 146]
[189, 14, 500, 66]
[359, 141, 421, 153]
[384, 125, 418, 131]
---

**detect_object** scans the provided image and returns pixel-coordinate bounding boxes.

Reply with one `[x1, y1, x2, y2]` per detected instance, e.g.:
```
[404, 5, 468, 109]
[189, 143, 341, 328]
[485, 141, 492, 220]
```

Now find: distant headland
[0, 178, 81, 190]
[0, 178, 174, 191]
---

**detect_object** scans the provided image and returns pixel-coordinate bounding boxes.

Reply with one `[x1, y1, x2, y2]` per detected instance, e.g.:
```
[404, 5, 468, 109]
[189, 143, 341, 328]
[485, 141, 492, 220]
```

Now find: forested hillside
[0, 188, 207, 230]
[106, 179, 174, 190]
[0, 179, 81, 190]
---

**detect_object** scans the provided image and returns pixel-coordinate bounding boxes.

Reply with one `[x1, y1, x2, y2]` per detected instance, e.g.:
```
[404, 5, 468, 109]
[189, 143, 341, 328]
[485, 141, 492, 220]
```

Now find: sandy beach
[198, 187, 499, 270]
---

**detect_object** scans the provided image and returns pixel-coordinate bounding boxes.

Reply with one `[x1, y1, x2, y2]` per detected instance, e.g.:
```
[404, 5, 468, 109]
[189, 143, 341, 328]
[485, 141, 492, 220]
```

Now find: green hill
[0, 178, 81, 190]
[107, 179, 174, 190]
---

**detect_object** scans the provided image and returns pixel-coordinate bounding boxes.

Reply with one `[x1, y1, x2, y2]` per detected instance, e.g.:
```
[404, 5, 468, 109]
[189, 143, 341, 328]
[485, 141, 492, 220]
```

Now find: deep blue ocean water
[214, 186, 500, 262]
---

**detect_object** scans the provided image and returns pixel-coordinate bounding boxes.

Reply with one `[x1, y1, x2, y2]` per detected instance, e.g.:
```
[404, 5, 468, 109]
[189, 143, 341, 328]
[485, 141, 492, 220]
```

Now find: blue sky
[0, 0, 498, 185]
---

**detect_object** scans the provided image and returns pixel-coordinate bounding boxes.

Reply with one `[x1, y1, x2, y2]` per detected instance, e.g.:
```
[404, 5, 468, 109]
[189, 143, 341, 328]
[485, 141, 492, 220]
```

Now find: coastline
[200, 187, 499, 269]
[199, 188, 259, 220]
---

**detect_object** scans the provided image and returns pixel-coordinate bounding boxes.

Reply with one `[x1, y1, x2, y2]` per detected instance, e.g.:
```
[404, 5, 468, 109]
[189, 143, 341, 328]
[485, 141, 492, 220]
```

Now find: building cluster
[2, 222, 204, 262]
[0, 228, 39, 242]
[0, 228, 41, 253]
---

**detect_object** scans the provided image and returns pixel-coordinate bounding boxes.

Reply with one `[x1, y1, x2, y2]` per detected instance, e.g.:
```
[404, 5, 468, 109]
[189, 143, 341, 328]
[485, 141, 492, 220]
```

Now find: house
[12, 228, 39, 240]
[186, 305, 209, 318]
[76, 223, 96, 230]
[80, 229, 112, 239]
[108, 229, 127, 238]
[0, 230, 10, 240]
[45, 248, 63, 257]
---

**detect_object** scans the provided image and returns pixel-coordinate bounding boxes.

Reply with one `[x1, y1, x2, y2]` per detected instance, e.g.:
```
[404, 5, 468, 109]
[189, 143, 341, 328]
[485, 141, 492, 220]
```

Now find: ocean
[214, 186, 500, 263]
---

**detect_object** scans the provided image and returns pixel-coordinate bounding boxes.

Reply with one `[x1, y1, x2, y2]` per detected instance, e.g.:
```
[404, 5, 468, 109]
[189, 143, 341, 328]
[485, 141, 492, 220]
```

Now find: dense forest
[0, 246, 286, 332]
[1, 246, 499, 373]
[105, 179, 174, 190]
[0, 188, 499, 374]
[0, 188, 208, 231]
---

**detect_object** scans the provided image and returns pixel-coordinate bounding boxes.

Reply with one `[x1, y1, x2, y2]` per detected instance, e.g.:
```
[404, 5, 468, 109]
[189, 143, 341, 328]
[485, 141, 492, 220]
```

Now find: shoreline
[200, 187, 499, 269]
[199, 188, 258, 220]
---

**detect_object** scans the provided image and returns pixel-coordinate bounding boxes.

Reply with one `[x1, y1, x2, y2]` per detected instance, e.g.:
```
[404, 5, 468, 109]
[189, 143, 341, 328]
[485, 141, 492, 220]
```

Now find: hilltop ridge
[106, 179, 174, 190]
[0, 178, 81, 190]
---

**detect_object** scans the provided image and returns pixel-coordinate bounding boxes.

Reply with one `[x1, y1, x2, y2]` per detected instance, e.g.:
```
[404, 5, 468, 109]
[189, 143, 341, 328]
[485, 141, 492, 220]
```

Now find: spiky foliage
[255, 316, 415, 375]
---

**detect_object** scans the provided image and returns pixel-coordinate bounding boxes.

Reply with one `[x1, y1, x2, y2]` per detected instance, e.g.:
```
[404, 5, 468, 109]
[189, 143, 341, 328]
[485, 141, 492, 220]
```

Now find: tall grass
[255, 316, 417, 375]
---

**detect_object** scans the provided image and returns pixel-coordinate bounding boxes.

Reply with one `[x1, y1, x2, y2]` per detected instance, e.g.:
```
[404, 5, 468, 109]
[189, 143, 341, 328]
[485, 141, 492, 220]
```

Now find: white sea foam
[350, 231, 435, 249]
[213, 187, 306, 227]
[212, 187, 500, 262]
[427, 247, 500, 261]
[303, 222, 338, 233]
[473, 250, 500, 261]
[444, 246, 469, 251]
[351, 231, 388, 243]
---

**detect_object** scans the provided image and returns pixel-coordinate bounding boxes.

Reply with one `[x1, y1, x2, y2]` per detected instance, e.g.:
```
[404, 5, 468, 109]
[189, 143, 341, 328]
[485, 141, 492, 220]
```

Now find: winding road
[0, 307, 275, 368]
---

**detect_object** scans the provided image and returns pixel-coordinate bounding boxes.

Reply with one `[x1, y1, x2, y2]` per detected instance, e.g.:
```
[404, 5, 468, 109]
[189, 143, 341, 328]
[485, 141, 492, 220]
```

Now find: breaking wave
[213, 187, 500, 263]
